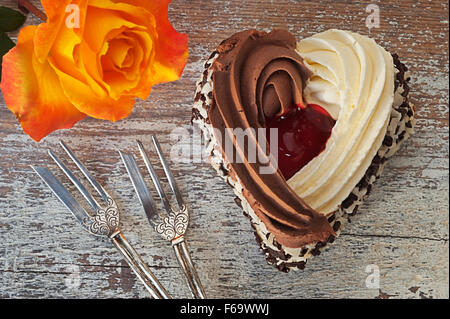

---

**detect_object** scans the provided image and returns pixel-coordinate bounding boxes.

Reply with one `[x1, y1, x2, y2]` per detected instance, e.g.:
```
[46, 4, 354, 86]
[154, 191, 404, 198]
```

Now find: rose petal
[49, 59, 136, 122]
[90, 0, 188, 84]
[34, 0, 72, 62]
[135, 0, 189, 83]
[45, 20, 84, 83]
[1, 26, 86, 142]
[102, 31, 150, 99]
[79, 6, 147, 99]
[105, 38, 133, 69]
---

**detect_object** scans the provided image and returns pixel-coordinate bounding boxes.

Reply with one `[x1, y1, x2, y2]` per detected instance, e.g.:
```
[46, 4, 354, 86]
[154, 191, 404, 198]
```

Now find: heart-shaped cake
[192, 29, 415, 272]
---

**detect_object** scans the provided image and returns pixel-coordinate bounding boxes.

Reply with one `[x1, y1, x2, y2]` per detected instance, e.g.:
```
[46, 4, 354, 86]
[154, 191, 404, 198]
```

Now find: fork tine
[59, 140, 109, 203]
[136, 140, 172, 213]
[31, 166, 93, 225]
[48, 149, 101, 212]
[151, 136, 185, 210]
[119, 150, 164, 226]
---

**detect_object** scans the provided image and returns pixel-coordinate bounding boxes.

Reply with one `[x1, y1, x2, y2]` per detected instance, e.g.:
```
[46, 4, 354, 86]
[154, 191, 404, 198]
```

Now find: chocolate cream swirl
[209, 29, 335, 247]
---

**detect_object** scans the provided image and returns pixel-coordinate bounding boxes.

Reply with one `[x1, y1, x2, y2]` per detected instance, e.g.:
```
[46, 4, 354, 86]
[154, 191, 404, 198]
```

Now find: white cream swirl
[288, 29, 395, 215]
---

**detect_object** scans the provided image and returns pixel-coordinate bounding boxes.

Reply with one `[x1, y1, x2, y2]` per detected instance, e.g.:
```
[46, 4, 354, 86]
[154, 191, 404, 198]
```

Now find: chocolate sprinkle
[234, 196, 242, 208]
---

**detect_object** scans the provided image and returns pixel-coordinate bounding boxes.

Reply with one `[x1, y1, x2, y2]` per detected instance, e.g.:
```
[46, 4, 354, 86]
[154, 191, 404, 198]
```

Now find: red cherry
[265, 103, 336, 180]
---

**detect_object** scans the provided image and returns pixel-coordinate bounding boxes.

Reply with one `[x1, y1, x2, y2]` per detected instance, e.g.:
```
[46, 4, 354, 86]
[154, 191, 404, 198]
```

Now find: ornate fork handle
[155, 207, 205, 299]
[111, 231, 171, 299]
[82, 196, 120, 237]
[172, 239, 206, 299]
[155, 207, 189, 243]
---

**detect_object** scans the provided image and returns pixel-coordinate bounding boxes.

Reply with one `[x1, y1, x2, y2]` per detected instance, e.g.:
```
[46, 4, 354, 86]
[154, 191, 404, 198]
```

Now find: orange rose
[1, 0, 188, 141]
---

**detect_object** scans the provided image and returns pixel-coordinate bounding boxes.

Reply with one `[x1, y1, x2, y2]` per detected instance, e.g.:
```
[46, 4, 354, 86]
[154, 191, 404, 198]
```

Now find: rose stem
[17, 0, 47, 21]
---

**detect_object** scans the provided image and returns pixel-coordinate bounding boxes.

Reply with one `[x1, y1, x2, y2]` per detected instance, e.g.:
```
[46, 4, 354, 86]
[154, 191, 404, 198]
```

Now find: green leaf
[0, 31, 15, 55]
[0, 31, 16, 81]
[0, 6, 26, 32]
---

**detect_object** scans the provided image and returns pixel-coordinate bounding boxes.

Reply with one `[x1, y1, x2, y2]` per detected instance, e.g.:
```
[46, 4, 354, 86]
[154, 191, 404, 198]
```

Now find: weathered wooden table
[0, 0, 448, 299]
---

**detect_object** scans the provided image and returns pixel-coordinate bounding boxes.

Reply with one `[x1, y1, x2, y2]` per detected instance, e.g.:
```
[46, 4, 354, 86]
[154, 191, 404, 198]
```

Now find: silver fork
[119, 136, 206, 299]
[31, 140, 171, 299]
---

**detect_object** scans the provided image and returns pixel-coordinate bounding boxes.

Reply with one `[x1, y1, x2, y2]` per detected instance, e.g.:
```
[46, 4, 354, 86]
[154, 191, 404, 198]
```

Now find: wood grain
[0, 0, 448, 298]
